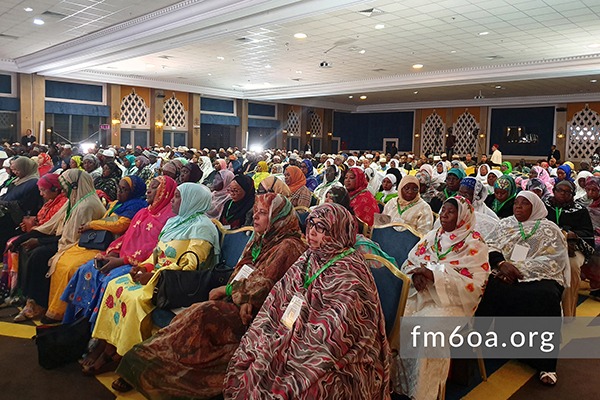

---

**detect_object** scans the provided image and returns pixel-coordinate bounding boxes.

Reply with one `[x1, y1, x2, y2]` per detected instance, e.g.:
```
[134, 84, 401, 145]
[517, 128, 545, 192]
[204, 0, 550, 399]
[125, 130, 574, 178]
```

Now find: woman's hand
[239, 303, 253, 325]
[99, 256, 124, 274]
[129, 266, 147, 280]
[21, 238, 40, 251]
[496, 261, 523, 284]
[209, 286, 227, 301]
[409, 267, 434, 292]
[132, 271, 153, 285]
[78, 223, 91, 233]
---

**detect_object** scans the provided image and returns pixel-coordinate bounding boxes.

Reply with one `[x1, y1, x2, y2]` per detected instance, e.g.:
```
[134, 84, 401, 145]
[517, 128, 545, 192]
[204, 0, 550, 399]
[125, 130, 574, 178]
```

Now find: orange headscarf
[286, 165, 306, 193]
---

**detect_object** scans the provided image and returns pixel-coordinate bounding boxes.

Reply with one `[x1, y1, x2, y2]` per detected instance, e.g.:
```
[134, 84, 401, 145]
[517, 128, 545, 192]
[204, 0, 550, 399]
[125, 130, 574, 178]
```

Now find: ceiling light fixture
[588, 43, 600, 48]
[478, 31, 489, 36]
[33, 18, 44, 25]
[414, 91, 419, 94]
[348, 95, 353, 99]
[359, 49, 366, 54]
[216, 56, 224, 60]
[591, 79, 598, 83]
[24, 7, 33, 12]
[495, 85, 502, 89]
[360, 95, 367, 100]
[265, 64, 271, 68]
[412, 64, 424, 69]
[375, 24, 385, 29]
[295, 70, 302, 74]
[294, 33, 307, 39]
[450, 50, 457, 53]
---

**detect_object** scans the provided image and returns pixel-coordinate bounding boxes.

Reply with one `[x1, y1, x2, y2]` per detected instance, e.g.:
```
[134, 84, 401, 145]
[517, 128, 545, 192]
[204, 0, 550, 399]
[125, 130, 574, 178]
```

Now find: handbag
[152, 251, 235, 309]
[33, 317, 91, 369]
[78, 230, 114, 250]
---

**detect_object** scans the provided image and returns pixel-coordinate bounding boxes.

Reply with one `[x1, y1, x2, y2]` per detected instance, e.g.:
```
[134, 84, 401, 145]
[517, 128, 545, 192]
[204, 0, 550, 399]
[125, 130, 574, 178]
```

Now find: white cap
[433, 155, 441, 161]
[0, 151, 7, 159]
[103, 148, 116, 157]
[3, 159, 11, 167]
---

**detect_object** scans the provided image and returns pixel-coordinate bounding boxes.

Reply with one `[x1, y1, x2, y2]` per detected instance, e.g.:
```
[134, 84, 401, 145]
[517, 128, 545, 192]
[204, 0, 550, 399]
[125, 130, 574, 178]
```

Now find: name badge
[281, 294, 304, 329]
[222, 225, 231, 230]
[232, 264, 254, 282]
[510, 243, 530, 262]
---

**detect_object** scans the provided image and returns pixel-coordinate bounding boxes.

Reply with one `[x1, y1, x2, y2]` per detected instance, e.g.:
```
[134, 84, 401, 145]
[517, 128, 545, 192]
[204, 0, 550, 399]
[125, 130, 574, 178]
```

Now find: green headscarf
[501, 161, 513, 175]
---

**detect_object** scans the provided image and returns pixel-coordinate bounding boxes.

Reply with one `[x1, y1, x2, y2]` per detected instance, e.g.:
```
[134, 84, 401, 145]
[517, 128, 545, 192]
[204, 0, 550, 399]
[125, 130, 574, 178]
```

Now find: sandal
[112, 377, 133, 393]
[539, 371, 557, 386]
[82, 352, 121, 376]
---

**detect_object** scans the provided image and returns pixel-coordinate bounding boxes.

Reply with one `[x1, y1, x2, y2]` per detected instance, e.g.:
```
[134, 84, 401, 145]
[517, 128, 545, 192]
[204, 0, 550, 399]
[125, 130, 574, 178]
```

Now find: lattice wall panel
[421, 111, 445, 155]
[287, 110, 300, 136]
[309, 112, 322, 137]
[120, 89, 149, 128]
[453, 111, 479, 156]
[0, 112, 13, 129]
[567, 104, 600, 161]
[163, 95, 187, 129]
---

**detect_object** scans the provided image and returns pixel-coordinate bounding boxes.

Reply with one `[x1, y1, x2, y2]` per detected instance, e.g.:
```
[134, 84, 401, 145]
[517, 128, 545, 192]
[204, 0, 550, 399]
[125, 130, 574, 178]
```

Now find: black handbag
[78, 230, 114, 250]
[152, 251, 235, 309]
[33, 317, 91, 369]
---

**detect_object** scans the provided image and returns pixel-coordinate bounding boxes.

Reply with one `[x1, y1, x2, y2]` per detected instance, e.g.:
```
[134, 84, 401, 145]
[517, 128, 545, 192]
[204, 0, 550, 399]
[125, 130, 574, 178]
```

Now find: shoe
[40, 315, 62, 325]
[13, 299, 46, 322]
[111, 377, 133, 392]
[590, 289, 600, 302]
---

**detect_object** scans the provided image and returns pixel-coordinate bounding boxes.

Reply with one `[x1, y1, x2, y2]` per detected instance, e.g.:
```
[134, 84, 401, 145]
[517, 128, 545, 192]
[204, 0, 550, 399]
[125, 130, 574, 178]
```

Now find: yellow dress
[92, 238, 213, 355]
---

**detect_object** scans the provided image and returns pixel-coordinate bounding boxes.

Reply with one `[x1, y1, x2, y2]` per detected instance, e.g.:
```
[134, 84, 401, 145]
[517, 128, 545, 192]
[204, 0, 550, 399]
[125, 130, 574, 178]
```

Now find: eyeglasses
[228, 187, 242, 195]
[554, 188, 573, 195]
[306, 217, 329, 234]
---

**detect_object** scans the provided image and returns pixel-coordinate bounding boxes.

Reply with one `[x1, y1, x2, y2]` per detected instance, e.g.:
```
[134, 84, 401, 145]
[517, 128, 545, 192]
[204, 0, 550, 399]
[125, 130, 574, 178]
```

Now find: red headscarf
[286, 165, 307, 193]
[347, 167, 369, 198]
[37, 153, 53, 176]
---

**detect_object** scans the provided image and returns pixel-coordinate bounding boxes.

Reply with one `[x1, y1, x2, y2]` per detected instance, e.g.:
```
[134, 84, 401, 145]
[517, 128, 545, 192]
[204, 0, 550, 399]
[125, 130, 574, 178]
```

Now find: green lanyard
[555, 207, 562, 224]
[518, 220, 541, 241]
[66, 192, 95, 221]
[107, 202, 122, 216]
[251, 241, 262, 263]
[350, 189, 367, 201]
[493, 194, 515, 213]
[158, 211, 203, 240]
[443, 188, 456, 200]
[224, 201, 235, 222]
[397, 201, 417, 216]
[304, 248, 355, 289]
[434, 231, 470, 260]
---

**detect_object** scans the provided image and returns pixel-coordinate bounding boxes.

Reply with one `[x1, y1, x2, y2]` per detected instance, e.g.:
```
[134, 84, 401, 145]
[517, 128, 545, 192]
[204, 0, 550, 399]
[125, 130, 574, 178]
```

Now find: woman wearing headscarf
[198, 156, 215, 186]
[345, 167, 379, 226]
[365, 166, 383, 196]
[575, 170, 593, 201]
[375, 173, 399, 204]
[161, 159, 183, 181]
[392, 196, 489, 399]
[476, 191, 568, 386]
[554, 164, 574, 185]
[544, 180, 594, 317]
[456, 177, 500, 241]
[415, 169, 437, 205]
[584, 177, 600, 252]
[82, 154, 103, 180]
[431, 160, 447, 188]
[486, 174, 518, 218]
[43, 175, 149, 322]
[526, 178, 551, 200]
[256, 175, 291, 197]
[122, 155, 137, 177]
[522, 165, 554, 192]
[206, 169, 235, 219]
[115, 193, 307, 396]
[219, 174, 255, 229]
[486, 169, 503, 196]
[60, 177, 177, 327]
[501, 161, 513, 175]
[225, 203, 390, 399]
[313, 165, 342, 204]
[70, 155, 84, 170]
[94, 161, 121, 201]
[0, 156, 43, 253]
[285, 165, 313, 208]
[83, 183, 220, 375]
[178, 162, 203, 184]
[252, 161, 270, 189]
[383, 175, 433, 236]
[37, 152, 53, 176]
[135, 155, 155, 185]
[5, 174, 67, 318]
[13, 170, 105, 323]
[300, 159, 318, 191]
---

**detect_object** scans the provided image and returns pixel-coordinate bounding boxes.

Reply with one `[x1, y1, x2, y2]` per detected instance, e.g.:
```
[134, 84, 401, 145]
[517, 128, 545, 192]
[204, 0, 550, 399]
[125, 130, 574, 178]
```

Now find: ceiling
[2, 0, 600, 112]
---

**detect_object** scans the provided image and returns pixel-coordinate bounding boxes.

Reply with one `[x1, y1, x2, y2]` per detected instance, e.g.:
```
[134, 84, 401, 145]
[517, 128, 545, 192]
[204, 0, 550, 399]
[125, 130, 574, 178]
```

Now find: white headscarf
[432, 161, 447, 185]
[575, 170, 593, 200]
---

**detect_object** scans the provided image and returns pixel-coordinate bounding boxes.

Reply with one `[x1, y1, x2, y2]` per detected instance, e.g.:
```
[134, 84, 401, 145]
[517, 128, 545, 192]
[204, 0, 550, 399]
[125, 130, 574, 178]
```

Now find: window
[121, 129, 149, 148]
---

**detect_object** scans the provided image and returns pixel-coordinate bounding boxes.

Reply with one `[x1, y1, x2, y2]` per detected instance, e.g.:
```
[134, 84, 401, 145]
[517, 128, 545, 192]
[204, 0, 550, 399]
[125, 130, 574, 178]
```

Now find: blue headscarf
[555, 164, 574, 184]
[302, 159, 318, 191]
[159, 183, 220, 257]
[109, 175, 148, 219]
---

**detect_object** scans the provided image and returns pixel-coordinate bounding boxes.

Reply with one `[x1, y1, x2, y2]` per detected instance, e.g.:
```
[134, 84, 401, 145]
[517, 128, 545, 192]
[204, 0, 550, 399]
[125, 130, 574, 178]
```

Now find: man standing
[21, 129, 35, 147]
[548, 144, 561, 163]
[489, 144, 502, 166]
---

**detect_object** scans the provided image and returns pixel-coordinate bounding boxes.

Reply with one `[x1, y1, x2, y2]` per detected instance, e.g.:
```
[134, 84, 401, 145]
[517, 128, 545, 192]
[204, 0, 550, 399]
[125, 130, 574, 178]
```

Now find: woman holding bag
[82, 183, 219, 375]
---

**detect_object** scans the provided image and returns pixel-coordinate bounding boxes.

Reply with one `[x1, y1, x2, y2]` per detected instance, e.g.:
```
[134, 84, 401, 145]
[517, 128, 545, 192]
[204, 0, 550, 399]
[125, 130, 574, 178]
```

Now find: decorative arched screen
[421, 111, 445, 155]
[120, 89, 149, 128]
[163, 94, 187, 129]
[287, 109, 300, 136]
[567, 104, 600, 162]
[453, 111, 479, 155]
[309, 112, 322, 137]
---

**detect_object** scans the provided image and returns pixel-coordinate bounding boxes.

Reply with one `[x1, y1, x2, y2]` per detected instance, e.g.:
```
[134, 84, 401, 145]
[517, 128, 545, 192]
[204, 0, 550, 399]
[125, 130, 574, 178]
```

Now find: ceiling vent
[359, 8, 384, 17]
[42, 11, 68, 19]
[0, 34, 19, 40]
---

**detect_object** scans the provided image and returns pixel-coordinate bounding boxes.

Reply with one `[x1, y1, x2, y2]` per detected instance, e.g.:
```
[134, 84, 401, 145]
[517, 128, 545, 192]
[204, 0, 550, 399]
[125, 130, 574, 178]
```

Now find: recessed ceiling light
[24, 7, 33, 12]
[450, 50, 457, 54]
[414, 91, 419, 94]
[359, 49, 366, 54]
[295, 70, 302, 74]
[265, 64, 271, 69]
[360, 95, 367, 100]
[208, 73, 212, 76]
[588, 43, 600, 48]
[412, 64, 424, 69]
[591, 79, 598, 83]
[495, 85, 502, 89]
[375, 24, 385, 30]
[294, 33, 307, 39]
[478, 31, 489, 36]
[348, 95, 353, 99]
[216, 56, 224, 60]
[33, 18, 44, 25]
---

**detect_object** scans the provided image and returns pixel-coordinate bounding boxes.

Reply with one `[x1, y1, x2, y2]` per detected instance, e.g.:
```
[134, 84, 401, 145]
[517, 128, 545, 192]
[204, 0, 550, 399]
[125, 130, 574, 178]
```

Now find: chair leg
[476, 348, 487, 381]
[437, 380, 446, 400]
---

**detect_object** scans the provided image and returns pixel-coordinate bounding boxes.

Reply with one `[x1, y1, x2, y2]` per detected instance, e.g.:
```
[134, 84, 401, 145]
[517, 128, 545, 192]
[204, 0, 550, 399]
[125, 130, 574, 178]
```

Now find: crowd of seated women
[0, 140, 598, 399]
